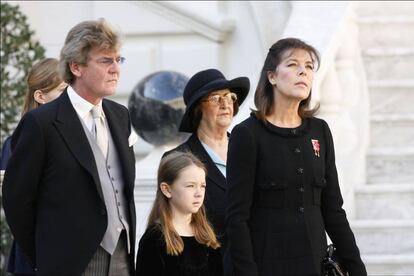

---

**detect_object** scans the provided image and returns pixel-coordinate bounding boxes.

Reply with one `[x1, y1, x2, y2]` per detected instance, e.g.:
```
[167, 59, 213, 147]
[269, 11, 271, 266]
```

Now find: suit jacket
[2, 90, 136, 275]
[2, 137, 35, 274]
[226, 114, 366, 276]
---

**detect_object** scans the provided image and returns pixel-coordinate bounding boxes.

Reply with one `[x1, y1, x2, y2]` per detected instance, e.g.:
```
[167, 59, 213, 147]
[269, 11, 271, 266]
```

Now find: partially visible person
[136, 151, 223, 276]
[163, 69, 249, 275]
[1, 57, 66, 173]
[0, 57, 66, 275]
[226, 38, 366, 275]
[2, 18, 137, 275]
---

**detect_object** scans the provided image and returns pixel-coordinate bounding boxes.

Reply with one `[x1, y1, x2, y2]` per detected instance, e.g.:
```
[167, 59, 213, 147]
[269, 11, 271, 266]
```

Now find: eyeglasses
[202, 92, 238, 105]
[94, 56, 126, 67]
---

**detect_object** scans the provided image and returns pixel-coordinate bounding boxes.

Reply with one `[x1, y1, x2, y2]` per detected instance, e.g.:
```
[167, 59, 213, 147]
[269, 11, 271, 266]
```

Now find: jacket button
[299, 187, 305, 192]
[297, 168, 304, 174]
[294, 148, 301, 154]
[270, 182, 276, 187]
[299, 207, 305, 213]
[291, 129, 297, 135]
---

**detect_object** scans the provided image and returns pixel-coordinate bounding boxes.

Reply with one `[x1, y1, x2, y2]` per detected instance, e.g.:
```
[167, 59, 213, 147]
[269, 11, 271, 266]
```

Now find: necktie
[91, 105, 108, 157]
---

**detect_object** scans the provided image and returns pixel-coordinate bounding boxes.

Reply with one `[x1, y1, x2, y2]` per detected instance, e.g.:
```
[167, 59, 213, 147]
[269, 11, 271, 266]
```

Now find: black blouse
[136, 225, 223, 276]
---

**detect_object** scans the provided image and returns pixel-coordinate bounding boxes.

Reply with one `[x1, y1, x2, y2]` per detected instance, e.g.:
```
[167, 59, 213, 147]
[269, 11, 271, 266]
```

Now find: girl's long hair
[147, 151, 220, 256]
[22, 58, 63, 115]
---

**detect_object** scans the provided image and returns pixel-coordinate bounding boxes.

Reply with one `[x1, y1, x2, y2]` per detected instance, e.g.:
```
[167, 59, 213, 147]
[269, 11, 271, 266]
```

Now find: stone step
[356, 2, 414, 17]
[358, 16, 414, 49]
[369, 80, 414, 115]
[355, 184, 414, 219]
[351, 220, 414, 255]
[362, 48, 414, 80]
[367, 148, 414, 184]
[362, 254, 414, 276]
[370, 114, 414, 148]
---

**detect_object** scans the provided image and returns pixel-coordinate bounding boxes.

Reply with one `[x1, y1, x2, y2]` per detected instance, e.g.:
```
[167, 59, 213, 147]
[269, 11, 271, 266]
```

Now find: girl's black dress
[136, 225, 223, 276]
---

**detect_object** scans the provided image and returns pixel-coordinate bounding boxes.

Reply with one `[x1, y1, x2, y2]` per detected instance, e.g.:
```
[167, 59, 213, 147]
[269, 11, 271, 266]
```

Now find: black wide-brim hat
[179, 68, 250, 133]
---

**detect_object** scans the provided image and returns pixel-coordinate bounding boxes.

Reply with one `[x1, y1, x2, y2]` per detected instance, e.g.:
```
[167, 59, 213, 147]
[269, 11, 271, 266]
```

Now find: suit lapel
[187, 134, 227, 190]
[103, 101, 135, 198]
[53, 91, 104, 200]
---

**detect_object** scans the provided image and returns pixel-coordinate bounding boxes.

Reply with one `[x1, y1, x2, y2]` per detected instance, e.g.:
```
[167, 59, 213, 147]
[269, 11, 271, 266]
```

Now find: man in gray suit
[3, 18, 137, 275]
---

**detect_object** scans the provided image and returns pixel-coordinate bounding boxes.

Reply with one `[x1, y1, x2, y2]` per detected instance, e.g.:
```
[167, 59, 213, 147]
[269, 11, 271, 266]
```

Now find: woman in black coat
[164, 69, 250, 275]
[226, 38, 367, 276]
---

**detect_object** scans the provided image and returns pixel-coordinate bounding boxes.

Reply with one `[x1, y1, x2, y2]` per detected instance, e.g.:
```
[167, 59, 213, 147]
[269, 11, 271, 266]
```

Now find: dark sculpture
[128, 71, 190, 146]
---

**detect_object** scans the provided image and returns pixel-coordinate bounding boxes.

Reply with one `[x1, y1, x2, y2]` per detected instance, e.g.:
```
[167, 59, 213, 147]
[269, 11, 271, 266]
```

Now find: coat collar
[54, 90, 104, 200]
[186, 134, 227, 190]
[53, 90, 134, 201]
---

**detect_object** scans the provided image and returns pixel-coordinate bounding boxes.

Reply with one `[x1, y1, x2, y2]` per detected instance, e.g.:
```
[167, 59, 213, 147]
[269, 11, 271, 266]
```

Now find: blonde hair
[59, 18, 121, 84]
[148, 151, 220, 256]
[22, 58, 63, 115]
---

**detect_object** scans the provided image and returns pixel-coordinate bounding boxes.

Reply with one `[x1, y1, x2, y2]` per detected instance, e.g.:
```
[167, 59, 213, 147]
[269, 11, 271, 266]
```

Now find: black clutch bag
[322, 244, 349, 276]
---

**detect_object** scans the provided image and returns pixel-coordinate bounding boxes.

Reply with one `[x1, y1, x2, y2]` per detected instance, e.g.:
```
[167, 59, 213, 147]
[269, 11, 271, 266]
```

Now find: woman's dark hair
[253, 38, 320, 121]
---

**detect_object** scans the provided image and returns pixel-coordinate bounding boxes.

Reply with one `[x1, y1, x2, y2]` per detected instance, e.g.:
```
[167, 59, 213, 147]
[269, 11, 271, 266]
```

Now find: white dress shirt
[67, 86, 105, 134]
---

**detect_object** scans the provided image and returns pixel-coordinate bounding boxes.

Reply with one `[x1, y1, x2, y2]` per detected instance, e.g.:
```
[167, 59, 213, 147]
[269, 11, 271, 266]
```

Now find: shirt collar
[200, 141, 226, 167]
[67, 86, 104, 119]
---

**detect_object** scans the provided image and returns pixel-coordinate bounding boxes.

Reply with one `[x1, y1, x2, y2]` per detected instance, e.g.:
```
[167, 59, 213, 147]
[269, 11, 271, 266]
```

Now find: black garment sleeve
[320, 120, 367, 276]
[208, 247, 224, 276]
[135, 228, 165, 276]
[225, 123, 258, 276]
[2, 113, 46, 267]
[0, 136, 12, 169]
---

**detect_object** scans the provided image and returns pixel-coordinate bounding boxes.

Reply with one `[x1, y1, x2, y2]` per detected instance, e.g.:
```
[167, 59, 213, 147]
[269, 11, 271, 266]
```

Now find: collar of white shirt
[67, 86, 104, 120]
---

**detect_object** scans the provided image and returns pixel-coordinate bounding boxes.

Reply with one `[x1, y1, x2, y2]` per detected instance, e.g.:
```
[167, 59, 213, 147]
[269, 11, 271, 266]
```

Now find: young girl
[136, 151, 223, 276]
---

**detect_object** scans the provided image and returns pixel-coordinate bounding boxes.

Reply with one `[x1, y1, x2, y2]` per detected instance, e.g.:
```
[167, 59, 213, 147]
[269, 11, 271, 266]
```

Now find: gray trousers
[82, 231, 132, 276]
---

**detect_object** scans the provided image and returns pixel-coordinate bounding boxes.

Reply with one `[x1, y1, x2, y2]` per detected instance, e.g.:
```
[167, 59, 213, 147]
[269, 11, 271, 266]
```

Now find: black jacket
[226, 114, 366, 276]
[2, 90, 136, 275]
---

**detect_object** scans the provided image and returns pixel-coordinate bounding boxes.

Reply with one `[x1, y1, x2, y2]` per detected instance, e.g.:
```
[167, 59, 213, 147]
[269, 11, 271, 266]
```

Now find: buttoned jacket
[226, 114, 366, 276]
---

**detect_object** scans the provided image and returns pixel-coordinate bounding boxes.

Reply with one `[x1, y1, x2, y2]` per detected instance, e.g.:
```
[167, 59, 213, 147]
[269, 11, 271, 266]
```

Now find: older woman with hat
[163, 68, 249, 275]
